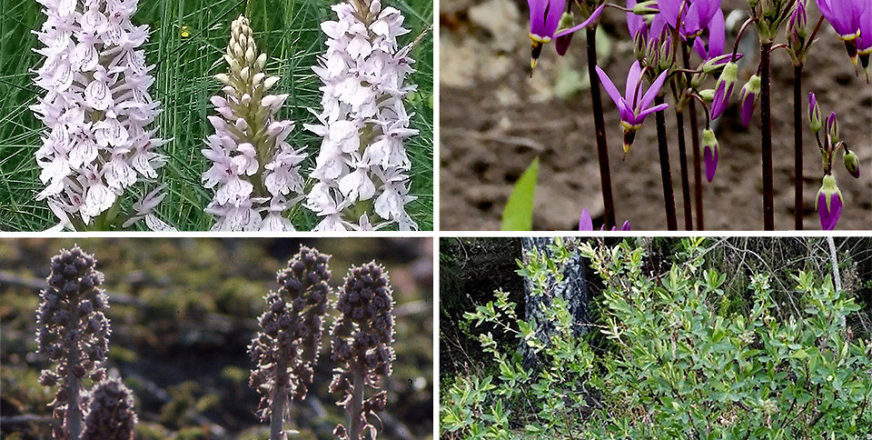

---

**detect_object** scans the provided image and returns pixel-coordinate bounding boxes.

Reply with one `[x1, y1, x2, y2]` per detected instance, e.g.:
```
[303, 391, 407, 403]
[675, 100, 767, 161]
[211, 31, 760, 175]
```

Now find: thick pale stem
[586, 27, 616, 228]
[761, 42, 775, 230]
[348, 372, 365, 440]
[794, 65, 804, 230]
[270, 347, 288, 440]
[655, 96, 678, 230]
[675, 108, 693, 230]
[66, 372, 82, 440]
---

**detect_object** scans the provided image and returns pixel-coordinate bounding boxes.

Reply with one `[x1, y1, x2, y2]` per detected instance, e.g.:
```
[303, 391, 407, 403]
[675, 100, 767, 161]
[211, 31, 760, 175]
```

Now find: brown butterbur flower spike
[81, 378, 137, 440]
[36, 246, 111, 439]
[330, 262, 395, 440]
[248, 246, 331, 440]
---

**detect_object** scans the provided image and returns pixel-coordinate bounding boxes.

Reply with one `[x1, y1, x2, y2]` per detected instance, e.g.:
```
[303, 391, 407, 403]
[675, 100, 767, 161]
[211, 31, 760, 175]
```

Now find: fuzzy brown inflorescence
[248, 246, 331, 427]
[81, 377, 137, 440]
[36, 246, 111, 439]
[330, 262, 395, 440]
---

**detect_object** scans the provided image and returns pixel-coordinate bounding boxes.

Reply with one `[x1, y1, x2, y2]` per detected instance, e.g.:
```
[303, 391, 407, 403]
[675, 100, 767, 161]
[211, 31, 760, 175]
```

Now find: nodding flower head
[330, 262, 395, 439]
[248, 246, 331, 421]
[527, 1, 605, 69]
[816, 0, 865, 64]
[816, 174, 843, 230]
[36, 246, 111, 438]
[595, 61, 669, 153]
[702, 128, 719, 182]
[738, 75, 761, 128]
[203, 15, 307, 231]
[30, 0, 170, 231]
[82, 378, 137, 440]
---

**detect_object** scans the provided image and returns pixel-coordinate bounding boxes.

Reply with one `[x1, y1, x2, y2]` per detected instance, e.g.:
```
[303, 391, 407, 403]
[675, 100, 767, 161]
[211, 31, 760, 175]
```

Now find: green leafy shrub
[441, 238, 872, 439]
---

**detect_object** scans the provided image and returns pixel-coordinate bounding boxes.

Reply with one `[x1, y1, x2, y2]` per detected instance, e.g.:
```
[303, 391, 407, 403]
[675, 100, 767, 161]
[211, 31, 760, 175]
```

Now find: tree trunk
[520, 238, 590, 369]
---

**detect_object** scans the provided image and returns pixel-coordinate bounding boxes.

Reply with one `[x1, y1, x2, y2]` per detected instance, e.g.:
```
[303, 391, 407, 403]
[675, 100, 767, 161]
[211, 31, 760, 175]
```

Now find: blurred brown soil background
[440, 0, 872, 230]
[0, 238, 433, 440]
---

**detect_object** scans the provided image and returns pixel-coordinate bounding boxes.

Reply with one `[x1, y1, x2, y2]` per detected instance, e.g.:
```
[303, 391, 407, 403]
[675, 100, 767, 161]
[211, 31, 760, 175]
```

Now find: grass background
[0, 0, 433, 231]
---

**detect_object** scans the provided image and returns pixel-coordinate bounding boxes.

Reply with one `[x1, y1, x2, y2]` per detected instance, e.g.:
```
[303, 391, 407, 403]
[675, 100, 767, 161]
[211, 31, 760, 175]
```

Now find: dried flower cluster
[81, 378, 137, 440]
[248, 246, 331, 438]
[36, 246, 111, 439]
[329, 262, 395, 439]
[31, 0, 171, 231]
[306, 0, 419, 231]
[203, 15, 307, 231]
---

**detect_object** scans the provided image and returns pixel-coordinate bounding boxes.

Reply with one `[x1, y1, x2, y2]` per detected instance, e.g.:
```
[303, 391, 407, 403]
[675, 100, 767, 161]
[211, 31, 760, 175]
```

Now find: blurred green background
[0, 0, 434, 231]
[0, 237, 434, 439]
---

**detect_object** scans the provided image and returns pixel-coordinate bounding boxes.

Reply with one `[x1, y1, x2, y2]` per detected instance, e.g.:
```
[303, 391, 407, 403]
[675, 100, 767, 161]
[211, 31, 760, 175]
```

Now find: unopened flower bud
[702, 129, 719, 182]
[816, 174, 843, 230]
[843, 149, 860, 178]
[555, 13, 575, 56]
[808, 92, 822, 132]
[738, 75, 761, 128]
[711, 62, 738, 119]
[826, 112, 840, 144]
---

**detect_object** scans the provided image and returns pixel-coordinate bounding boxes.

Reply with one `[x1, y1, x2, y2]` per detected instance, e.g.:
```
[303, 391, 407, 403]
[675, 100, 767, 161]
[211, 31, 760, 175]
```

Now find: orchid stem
[681, 43, 704, 230]
[794, 64, 804, 230]
[586, 27, 616, 229]
[655, 95, 678, 230]
[761, 41, 775, 230]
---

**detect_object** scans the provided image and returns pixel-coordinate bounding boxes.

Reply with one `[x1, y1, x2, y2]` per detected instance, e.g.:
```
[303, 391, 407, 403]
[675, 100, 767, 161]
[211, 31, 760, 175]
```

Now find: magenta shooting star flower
[527, 1, 605, 69]
[702, 128, 719, 182]
[816, 174, 843, 230]
[596, 60, 670, 153]
[816, 0, 866, 65]
[738, 75, 761, 128]
[578, 208, 631, 231]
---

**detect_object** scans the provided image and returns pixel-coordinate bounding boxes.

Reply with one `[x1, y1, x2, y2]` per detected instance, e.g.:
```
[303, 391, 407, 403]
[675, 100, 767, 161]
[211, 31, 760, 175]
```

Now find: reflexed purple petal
[636, 102, 670, 122]
[626, 61, 643, 103]
[626, 0, 647, 38]
[545, 0, 567, 37]
[707, 9, 726, 56]
[621, 220, 631, 231]
[658, 0, 683, 28]
[693, 37, 707, 59]
[859, 6, 872, 52]
[579, 208, 594, 231]
[554, 4, 605, 38]
[596, 66, 630, 115]
[528, 0, 548, 36]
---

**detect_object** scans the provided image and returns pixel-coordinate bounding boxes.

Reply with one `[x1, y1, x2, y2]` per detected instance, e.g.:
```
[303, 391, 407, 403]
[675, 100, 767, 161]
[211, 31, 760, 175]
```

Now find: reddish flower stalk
[586, 27, 617, 229]
[761, 42, 775, 230]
